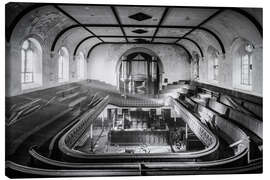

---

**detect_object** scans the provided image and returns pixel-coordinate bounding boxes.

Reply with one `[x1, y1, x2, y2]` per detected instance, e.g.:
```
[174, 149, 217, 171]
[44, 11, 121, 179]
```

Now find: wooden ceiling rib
[51, 5, 225, 56]
[6, 2, 262, 57]
[7, 3, 243, 57]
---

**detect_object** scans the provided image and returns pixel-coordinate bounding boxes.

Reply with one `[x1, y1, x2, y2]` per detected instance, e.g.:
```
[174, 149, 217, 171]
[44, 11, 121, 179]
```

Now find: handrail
[6, 161, 141, 177]
[6, 157, 262, 177]
[29, 146, 140, 169]
[55, 96, 219, 160]
[166, 97, 218, 148]
[58, 96, 110, 155]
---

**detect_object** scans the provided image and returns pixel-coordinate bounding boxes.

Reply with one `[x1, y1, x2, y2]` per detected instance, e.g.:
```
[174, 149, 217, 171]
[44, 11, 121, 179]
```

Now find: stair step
[68, 96, 87, 107]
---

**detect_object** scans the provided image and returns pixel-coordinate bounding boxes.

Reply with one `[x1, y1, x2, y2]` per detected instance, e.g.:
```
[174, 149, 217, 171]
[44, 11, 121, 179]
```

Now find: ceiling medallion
[128, 12, 152, 21]
[132, 29, 148, 34]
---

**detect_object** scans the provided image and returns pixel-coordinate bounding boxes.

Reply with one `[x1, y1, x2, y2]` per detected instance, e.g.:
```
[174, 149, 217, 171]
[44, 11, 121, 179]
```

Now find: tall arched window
[207, 46, 219, 82]
[232, 39, 254, 91]
[58, 47, 69, 82]
[192, 52, 200, 79]
[240, 50, 252, 86]
[21, 38, 42, 90]
[77, 52, 85, 79]
[213, 57, 219, 81]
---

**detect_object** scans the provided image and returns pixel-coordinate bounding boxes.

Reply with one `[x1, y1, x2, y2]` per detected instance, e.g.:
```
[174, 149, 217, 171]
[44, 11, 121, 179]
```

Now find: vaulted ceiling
[6, 3, 262, 60]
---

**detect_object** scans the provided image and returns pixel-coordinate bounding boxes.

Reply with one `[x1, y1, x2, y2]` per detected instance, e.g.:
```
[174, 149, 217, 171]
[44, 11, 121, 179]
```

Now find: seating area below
[5, 79, 262, 177]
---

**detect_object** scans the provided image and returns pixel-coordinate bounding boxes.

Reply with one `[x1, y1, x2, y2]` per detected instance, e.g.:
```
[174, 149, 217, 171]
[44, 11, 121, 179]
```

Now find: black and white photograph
[4, 0, 263, 178]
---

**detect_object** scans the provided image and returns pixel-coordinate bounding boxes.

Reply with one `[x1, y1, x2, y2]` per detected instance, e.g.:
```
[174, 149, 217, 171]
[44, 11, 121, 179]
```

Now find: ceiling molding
[151, 7, 169, 43]
[111, 6, 128, 42]
[6, 3, 260, 57]
[74, 35, 203, 57]
[51, 24, 225, 54]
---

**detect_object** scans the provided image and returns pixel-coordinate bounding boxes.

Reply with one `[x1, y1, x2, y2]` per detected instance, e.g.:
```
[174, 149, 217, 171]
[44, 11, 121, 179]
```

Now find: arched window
[207, 46, 219, 82]
[232, 39, 254, 91]
[77, 52, 85, 79]
[192, 52, 199, 79]
[58, 47, 69, 82]
[21, 38, 42, 90]
[240, 51, 252, 86]
[213, 57, 219, 81]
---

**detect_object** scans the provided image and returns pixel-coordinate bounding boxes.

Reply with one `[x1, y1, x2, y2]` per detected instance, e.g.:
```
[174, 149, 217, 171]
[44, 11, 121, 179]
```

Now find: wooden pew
[219, 95, 261, 120]
[228, 108, 262, 139]
[56, 86, 80, 98]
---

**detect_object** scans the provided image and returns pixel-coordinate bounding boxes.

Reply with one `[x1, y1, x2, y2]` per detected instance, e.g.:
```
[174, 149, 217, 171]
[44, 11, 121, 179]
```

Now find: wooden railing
[58, 96, 109, 153]
[167, 97, 218, 148]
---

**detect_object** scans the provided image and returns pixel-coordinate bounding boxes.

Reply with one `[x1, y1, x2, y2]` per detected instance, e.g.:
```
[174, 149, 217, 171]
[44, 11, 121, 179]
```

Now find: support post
[185, 123, 188, 140]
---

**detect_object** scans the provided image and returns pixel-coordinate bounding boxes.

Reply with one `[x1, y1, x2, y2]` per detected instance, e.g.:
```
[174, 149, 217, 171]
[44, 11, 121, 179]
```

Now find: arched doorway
[118, 51, 162, 96]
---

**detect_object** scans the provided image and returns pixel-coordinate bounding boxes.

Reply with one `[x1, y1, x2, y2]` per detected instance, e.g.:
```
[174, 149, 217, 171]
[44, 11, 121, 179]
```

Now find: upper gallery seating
[5, 79, 262, 177]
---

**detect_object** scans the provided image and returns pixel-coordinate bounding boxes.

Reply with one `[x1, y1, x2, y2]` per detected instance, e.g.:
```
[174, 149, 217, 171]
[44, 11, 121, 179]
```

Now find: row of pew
[181, 88, 262, 161]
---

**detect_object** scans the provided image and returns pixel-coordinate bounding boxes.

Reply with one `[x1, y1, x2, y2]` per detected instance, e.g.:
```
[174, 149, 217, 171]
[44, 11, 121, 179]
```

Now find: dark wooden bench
[228, 108, 262, 139]
[208, 99, 229, 117]
[199, 87, 220, 100]
[56, 86, 80, 98]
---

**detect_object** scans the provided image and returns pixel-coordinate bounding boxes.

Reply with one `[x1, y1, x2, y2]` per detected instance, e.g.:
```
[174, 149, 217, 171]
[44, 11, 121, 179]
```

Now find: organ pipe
[151, 56, 157, 81]
[121, 56, 129, 80]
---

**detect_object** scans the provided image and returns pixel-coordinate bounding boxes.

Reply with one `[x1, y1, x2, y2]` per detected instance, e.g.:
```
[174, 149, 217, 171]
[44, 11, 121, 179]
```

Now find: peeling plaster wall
[87, 44, 191, 86]
[5, 6, 82, 97]
[5, 5, 262, 98]
[195, 40, 262, 97]
[194, 10, 263, 97]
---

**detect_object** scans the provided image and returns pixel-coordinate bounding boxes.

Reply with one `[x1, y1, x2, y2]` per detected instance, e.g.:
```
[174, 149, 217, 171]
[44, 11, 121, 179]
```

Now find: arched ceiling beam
[6, 3, 47, 42]
[53, 5, 104, 43]
[86, 42, 192, 62]
[74, 36, 97, 56]
[51, 25, 84, 52]
[6, 3, 262, 45]
[74, 35, 202, 58]
[174, 9, 225, 44]
[231, 8, 262, 37]
[199, 27, 225, 54]
[52, 24, 224, 54]
[180, 37, 204, 57]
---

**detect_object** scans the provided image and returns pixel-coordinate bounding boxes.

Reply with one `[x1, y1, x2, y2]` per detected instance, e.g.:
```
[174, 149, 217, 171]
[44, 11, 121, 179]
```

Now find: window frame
[213, 57, 219, 81]
[21, 41, 34, 84]
[240, 54, 252, 86]
[58, 54, 64, 81]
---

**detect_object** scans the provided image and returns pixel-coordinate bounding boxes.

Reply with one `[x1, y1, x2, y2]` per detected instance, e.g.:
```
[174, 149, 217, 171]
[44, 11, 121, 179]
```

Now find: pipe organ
[119, 53, 160, 96]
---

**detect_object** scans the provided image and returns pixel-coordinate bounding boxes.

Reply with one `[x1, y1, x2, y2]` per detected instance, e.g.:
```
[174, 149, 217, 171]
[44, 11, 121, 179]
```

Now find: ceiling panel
[153, 38, 176, 43]
[128, 38, 152, 43]
[163, 8, 219, 26]
[101, 37, 126, 42]
[59, 5, 118, 24]
[115, 6, 165, 25]
[156, 28, 191, 37]
[88, 27, 123, 36]
[124, 27, 156, 36]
